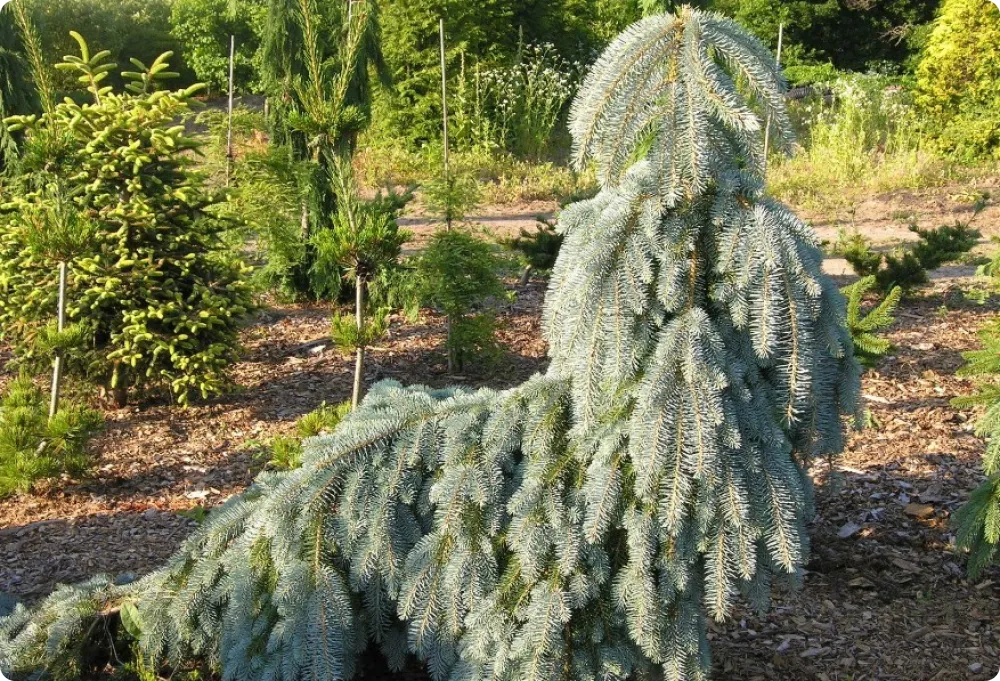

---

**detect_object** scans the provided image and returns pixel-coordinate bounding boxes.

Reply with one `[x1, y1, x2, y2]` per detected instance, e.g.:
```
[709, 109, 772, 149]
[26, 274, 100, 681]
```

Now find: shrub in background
[916, 0, 1000, 161]
[0, 375, 102, 498]
[453, 42, 579, 159]
[953, 310, 1000, 577]
[0, 14, 34, 171]
[261, 401, 351, 471]
[319, 161, 411, 406]
[770, 73, 945, 209]
[504, 217, 564, 283]
[169, 0, 267, 94]
[841, 219, 981, 292]
[0, 37, 253, 406]
[22, 0, 192, 93]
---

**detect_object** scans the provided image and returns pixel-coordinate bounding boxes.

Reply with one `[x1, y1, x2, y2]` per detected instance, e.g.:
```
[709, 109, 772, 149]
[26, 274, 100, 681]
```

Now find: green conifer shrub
[0, 375, 102, 498]
[0, 36, 253, 406]
[0, 10, 859, 681]
[319, 161, 412, 406]
[260, 401, 352, 471]
[841, 220, 981, 292]
[841, 276, 901, 367]
[840, 233, 883, 279]
[505, 218, 564, 281]
[414, 230, 510, 372]
[953, 316, 1000, 577]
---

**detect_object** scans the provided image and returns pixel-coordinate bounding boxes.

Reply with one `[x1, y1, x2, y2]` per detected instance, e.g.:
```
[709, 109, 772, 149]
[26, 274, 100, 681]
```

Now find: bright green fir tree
[0, 8, 859, 681]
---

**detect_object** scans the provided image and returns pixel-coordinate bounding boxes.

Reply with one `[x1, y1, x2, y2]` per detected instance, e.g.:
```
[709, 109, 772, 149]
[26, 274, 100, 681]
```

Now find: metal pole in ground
[49, 261, 67, 419]
[226, 35, 235, 187]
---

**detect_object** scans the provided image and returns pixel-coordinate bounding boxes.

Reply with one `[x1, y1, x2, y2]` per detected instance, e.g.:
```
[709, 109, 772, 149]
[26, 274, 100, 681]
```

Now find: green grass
[767, 73, 989, 211]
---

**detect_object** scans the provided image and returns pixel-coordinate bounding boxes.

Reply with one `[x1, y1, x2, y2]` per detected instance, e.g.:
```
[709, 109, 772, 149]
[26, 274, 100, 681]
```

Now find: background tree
[169, 0, 267, 94]
[253, 0, 390, 300]
[20, 0, 192, 92]
[0, 10, 859, 681]
[322, 160, 411, 407]
[0, 9, 35, 171]
[915, 0, 1000, 160]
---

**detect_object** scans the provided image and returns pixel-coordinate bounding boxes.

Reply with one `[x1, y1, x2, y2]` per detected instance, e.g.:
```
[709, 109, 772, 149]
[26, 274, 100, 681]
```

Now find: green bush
[23, 0, 192, 93]
[260, 401, 351, 471]
[415, 229, 510, 371]
[769, 73, 947, 210]
[504, 218, 564, 276]
[953, 314, 1000, 577]
[840, 218, 981, 292]
[453, 42, 580, 159]
[0, 375, 102, 498]
[0, 14, 35, 171]
[714, 0, 937, 72]
[0, 37, 253, 406]
[840, 233, 882, 278]
[909, 220, 981, 270]
[169, 0, 266, 94]
[916, 0, 1000, 160]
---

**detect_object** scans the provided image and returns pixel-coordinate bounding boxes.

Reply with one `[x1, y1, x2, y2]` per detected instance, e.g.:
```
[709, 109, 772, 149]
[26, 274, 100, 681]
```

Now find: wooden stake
[226, 35, 235, 187]
[763, 22, 784, 173]
[49, 261, 67, 419]
[439, 18, 450, 229]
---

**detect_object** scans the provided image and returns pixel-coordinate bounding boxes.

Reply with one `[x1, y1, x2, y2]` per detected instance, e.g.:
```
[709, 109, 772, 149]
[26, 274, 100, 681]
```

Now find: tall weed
[770, 73, 958, 209]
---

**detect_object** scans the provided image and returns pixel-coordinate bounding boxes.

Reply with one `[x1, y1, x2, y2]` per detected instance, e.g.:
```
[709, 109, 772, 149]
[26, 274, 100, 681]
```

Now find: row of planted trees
[0, 0, 519, 415]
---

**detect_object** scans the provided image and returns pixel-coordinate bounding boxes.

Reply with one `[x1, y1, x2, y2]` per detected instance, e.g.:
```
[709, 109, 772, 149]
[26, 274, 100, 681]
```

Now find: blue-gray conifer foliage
[0, 7, 859, 681]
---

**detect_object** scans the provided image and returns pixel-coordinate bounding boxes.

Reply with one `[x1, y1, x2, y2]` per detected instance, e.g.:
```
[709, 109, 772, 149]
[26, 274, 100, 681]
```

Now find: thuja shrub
[0, 10, 859, 681]
[0, 35, 253, 406]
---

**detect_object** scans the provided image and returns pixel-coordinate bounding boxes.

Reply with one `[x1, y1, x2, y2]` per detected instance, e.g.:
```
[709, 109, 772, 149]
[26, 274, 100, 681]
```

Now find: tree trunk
[352, 275, 367, 409]
[519, 265, 533, 287]
[446, 315, 455, 373]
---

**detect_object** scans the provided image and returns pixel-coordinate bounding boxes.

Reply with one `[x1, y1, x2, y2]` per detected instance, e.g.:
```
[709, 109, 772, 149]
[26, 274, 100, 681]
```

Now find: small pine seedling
[842, 276, 901, 366]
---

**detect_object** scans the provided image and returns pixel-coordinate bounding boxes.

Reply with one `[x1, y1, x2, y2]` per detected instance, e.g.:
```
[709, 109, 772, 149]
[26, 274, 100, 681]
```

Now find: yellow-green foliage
[263, 402, 352, 470]
[0, 36, 253, 406]
[916, 0, 1000, 160]
[0, 376, 102, 498]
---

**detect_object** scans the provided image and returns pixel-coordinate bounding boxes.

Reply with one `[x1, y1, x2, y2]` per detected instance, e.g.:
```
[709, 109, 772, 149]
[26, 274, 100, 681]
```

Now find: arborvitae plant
[0, 375, 103, 498]
[0, 9, 859, 681]
[0, 36, 253, 406]
[841, 276, 901, 367]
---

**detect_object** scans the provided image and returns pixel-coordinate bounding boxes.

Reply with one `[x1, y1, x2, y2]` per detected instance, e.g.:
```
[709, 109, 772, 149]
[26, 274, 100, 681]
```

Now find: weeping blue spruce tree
[0, 8, 859, 681]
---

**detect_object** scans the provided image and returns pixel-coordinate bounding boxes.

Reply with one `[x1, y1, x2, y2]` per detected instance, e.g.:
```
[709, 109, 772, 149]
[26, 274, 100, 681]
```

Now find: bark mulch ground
[1, 278, 998, 680]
